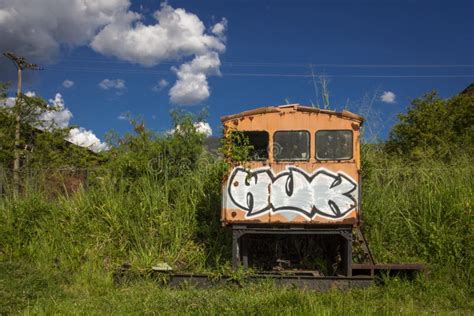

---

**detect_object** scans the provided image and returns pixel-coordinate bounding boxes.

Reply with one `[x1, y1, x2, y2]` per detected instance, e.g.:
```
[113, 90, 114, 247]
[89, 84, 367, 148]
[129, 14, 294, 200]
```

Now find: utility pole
[3, 52, 41, 196]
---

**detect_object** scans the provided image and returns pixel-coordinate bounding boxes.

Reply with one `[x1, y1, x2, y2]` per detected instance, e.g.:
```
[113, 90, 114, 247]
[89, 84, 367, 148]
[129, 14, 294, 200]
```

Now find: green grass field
[0, 148, 472, 314]
[0, 261, 471, 315]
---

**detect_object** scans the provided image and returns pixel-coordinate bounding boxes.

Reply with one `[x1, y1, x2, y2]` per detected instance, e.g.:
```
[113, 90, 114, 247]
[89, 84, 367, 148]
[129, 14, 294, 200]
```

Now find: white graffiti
[226, 166, 358, 220]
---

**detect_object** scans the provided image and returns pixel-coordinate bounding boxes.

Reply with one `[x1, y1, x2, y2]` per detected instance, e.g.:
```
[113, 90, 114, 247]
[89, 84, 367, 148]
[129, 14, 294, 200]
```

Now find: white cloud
[2, 91, 36, 107]
[381, 91, 396, 103]
[91, 3, 226, 105]
[211, 18, 227, 39]
[1, 91, 72, 128]
[1, 90, 107, 152]
[3, 96, 15, 107]
[62, 79, 74, 88]
[169, 52, 221, 105]
[168, 121, 213, 137]
[152, 79, 169, 92]
[67, 127, 108, 152]
[99, 78, 126, 90]
[91, 3, 225, 66]
[0, 1, 227, 105]
[194, 122, 213, 137]
[0, 0, 129, 63]
[39, 93, 73, 128]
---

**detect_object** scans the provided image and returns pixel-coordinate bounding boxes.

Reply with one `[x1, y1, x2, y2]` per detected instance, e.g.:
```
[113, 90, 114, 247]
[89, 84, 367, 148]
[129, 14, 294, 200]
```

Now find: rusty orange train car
[220, 104, 367, 274]
[221, 104, 363, 225]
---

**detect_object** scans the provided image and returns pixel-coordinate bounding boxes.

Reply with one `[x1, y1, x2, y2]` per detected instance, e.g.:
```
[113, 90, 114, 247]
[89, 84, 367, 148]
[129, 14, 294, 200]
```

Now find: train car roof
[220, 104, 364, 124]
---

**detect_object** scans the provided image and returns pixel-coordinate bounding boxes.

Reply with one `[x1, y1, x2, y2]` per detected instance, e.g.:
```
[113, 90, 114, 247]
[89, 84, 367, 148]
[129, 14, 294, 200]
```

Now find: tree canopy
[0, 83, 100, 171]
[386, 89, 474, 160]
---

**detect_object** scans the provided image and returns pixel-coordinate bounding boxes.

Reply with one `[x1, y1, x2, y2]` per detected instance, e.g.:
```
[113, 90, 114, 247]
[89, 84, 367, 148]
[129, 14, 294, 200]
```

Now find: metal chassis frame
[231, 224, 353, 276]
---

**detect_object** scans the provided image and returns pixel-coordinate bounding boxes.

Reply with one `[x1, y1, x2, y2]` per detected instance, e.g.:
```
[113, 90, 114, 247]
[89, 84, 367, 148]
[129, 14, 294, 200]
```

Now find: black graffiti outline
[227, 166, 357, 219]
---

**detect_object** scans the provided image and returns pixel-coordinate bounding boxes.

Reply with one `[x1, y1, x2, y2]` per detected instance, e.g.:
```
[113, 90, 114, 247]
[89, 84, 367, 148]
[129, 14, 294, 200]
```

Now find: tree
[101, 110, 209, 184]
[386, 90, 474, 160]
[0, 83, 101, 193]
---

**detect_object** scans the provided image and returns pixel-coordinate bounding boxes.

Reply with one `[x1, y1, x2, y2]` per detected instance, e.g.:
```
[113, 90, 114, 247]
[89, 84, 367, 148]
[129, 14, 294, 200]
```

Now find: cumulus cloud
[194, 121, 213, 137]
[99, 78, 126, 90]
[2, 95, 15, 107]
[168, 121, 213, 137]
[2, 90, 35, 107]
[39, 93, 73, 128]
[211, 18, 227, 39]
[1, 91, 72, 128]
[67, 127, 108, 152]
[0, 1, 227, 104]
[62, 79, 74, 88]
[0, 0, 129, 63]
[152, 79, 169, 92]
[91, 3, 227, 105]
[381, 91, 396, 103]
[169, 52, 221, 105]
[91, 3, 225, 66]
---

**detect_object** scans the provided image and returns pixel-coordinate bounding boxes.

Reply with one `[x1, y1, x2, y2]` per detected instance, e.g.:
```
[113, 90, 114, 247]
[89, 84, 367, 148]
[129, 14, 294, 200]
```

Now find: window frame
[273, 130, 311, 162]
[231, 130, 270, 161]
[315, 129, 354, 161]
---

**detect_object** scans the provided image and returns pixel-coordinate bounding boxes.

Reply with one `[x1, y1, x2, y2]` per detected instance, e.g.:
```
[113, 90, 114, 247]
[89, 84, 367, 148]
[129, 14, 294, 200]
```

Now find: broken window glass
[232, 131, 269, 160]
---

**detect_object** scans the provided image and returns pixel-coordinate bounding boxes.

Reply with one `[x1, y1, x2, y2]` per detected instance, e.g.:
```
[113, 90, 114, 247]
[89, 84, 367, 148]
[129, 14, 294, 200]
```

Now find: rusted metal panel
[221, 104, 362, 226]
[221, 104, 364, 123]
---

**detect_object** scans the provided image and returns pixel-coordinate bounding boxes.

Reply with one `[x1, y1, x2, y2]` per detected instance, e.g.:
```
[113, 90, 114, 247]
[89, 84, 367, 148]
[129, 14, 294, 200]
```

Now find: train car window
[316, 130, 353, 160]
[231, 131, 269, 160]
[273, 131, 310, 161]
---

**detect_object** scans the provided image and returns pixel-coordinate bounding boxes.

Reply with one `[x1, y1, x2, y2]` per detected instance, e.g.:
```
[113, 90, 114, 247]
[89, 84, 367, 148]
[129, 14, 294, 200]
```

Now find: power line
[55, 56, 474, 68]
[45, 67, 474, 78]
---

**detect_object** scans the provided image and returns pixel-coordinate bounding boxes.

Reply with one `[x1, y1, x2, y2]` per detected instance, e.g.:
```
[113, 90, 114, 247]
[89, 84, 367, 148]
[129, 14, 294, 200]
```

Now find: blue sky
[1, 0, 473, 146]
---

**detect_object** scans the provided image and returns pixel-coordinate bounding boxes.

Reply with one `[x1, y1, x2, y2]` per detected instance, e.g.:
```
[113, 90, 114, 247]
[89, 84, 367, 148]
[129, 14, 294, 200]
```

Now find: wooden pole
[3, 52, 41, 197]
[12, 66, 22, 196]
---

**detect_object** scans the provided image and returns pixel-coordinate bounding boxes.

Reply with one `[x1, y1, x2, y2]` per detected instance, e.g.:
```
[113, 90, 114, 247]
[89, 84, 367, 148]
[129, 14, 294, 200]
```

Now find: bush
[386, 92, 474, 160]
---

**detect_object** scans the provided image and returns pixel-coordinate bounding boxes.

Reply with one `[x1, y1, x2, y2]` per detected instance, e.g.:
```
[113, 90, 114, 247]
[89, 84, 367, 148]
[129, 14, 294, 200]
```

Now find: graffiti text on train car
[227, 166, 358, 220]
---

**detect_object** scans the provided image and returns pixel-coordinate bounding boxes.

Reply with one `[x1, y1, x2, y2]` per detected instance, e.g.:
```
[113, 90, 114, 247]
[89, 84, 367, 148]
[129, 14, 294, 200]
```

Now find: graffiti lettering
[226, 166, 358, 220]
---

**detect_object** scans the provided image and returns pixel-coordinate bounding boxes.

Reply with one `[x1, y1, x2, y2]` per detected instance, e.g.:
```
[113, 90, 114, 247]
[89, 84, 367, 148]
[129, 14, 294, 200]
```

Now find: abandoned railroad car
[221, 104, 367, 275]
[221, 104, 363, 226]
[150, 104, 423, 287]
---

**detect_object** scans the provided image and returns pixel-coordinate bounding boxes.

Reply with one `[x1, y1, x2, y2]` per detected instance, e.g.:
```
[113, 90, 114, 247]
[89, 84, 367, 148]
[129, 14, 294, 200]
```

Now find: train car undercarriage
[150, 224, 424, 290]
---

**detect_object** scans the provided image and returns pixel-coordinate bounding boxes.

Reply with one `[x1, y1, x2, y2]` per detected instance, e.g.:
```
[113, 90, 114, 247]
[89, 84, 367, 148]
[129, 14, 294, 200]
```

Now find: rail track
[151, 264, 424, 290]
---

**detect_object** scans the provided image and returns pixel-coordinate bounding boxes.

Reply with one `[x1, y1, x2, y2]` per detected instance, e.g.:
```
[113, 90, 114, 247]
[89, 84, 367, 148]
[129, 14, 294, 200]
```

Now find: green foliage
[1, 131, 471, 312]
[0, 92, 51, 166]
[386, 91, 474, 160]
[220, 129, 253, 163]
[1, 268, 471, 315]
[101, 110, 208, 182]
[0, 82, 8, 97]
[0, 84, 100, 195]
[362, 146, 472, 278]
[0, 85, 99, 168]
[0, 93, 473, 313]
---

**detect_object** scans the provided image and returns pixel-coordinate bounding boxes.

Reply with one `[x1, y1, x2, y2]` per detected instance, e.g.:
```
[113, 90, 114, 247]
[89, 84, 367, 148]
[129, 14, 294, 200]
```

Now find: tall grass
[0, 162, 227, 273]
[0, 140, 472, 313]
[361, 146, 473, 285]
